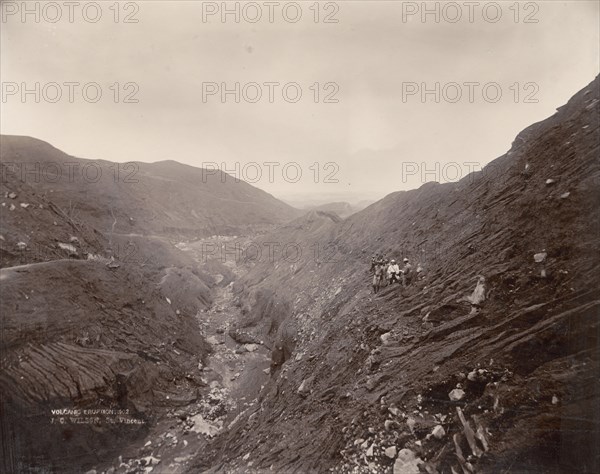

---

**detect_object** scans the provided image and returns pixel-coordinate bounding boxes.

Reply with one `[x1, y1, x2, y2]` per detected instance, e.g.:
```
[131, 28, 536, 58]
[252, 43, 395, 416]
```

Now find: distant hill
[283, 196, 375, 213]
[285, 200, 376, 219]
[0, 136, 301, 239]
[306, 201, 355, 218]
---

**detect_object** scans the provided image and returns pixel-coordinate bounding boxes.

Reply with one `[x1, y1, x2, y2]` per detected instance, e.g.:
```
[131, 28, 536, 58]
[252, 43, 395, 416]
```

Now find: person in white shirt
[387, 259, 401, 284]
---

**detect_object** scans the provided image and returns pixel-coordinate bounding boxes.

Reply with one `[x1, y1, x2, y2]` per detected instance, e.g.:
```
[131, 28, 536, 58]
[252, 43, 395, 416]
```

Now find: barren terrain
[1, 76, 599, 473]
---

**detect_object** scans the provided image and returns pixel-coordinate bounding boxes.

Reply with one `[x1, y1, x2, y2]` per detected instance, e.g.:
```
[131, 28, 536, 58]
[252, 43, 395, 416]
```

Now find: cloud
[1, 1, 598, 203]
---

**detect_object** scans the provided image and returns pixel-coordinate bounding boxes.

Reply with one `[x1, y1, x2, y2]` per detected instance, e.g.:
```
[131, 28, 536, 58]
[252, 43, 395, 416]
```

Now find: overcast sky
[1, 0, 599, 205]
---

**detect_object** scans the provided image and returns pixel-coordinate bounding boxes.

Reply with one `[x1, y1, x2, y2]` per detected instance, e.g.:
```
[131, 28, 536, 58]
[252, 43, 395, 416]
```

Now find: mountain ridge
[0, 135, 302, 239]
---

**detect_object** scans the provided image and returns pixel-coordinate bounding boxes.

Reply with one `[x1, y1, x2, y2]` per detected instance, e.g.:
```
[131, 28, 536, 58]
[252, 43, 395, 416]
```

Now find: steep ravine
[2, 77, 598, 474]
[86, 238, 274, 474]
[191, 76, 600, 473]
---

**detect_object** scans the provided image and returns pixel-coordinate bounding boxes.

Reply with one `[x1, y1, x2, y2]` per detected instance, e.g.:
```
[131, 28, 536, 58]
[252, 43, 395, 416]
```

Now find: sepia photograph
[1, 1, 599, 473]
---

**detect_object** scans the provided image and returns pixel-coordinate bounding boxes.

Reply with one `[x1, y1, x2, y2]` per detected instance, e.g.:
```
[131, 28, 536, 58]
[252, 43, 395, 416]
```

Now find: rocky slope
[195, 76, 600, 473]
[0, 136, 303, 471]
[0, 161, 108, 268]
[0, 136, 301, 239]
[0, 256, 215, 472]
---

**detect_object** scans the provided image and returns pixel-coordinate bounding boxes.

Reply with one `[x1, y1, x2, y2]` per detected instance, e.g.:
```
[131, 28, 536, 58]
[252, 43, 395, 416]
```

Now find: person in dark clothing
[401, 258, 413, 286]
[372, 262, 385, 294]
[370, 255, 377, 273]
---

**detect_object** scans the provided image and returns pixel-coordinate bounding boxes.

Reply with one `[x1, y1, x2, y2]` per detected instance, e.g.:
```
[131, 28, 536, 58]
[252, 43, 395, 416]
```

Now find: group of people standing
[370, 254, 413, 294]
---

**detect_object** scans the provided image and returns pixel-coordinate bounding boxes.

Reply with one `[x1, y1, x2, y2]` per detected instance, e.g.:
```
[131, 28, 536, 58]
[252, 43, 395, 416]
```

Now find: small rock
[466, 276, 486, 305]
[263, 368, 271, 375]
[58, 243, 77, 254]
[190, 414, 220, 436]
[380, 332, 392, 345]
[244, 343, 259, 352]
[141, 456, 160, 466]
[534, 252, 547, 263]
[8, 192, 17, 199]
[298, 379, 310, 396]
[545, 179, 556, 185]
[16, 242, 27, 250]
[552, 395, 559, 405]
[384, 420, 398, 431]
[388, 407, 400, 416]
[560, 192, 570, 199]
[166, 297, 171, 305]
[20, 203, 30, 208]
[385, 446, 397, 459]
[9, 204, 16, 211]
[366, 443, 374, 457]
[449, 388, 465, 401]
[432, 425, 446, 439]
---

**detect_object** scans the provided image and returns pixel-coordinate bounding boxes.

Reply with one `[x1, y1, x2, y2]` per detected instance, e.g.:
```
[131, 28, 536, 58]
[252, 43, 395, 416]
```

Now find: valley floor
[89, 238, 272, 474]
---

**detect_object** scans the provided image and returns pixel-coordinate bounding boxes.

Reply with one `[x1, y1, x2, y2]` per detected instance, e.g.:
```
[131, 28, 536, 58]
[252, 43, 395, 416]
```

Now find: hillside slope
[0, 140, 250, 471]
[0, 258, 213, 473]
[0, 161, 108, 268]
[0, 136, 301, 238]
[196, 76, 600, 473]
